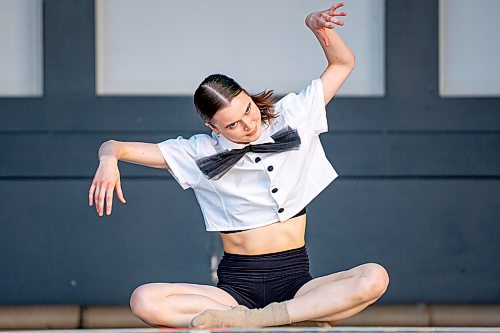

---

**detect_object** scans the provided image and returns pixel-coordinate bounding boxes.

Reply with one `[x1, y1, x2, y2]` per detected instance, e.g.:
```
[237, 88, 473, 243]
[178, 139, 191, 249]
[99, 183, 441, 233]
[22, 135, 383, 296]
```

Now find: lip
[246, 127, 257, 137]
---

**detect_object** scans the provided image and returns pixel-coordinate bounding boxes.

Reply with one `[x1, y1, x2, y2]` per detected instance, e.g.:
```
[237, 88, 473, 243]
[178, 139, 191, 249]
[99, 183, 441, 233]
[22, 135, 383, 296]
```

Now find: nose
[241, 118, 253, 131]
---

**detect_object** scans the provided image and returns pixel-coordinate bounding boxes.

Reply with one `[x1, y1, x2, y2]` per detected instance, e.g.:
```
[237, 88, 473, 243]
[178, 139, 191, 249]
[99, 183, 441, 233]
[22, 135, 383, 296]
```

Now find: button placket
[261, 155, 281, 216]
[270, 180, 283, 216]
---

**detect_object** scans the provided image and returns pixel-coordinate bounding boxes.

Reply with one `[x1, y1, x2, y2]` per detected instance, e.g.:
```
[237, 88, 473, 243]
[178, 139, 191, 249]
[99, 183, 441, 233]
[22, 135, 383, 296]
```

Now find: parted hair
[194, 74, 278, 125]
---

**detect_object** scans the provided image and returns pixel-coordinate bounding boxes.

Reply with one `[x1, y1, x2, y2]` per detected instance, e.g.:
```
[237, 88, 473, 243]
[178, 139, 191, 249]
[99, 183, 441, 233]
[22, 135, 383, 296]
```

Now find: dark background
[0, 0, 499, 305]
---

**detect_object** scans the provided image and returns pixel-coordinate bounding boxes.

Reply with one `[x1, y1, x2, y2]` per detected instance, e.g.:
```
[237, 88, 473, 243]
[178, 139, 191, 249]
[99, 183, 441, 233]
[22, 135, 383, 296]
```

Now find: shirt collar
[213, 123, 275, 151]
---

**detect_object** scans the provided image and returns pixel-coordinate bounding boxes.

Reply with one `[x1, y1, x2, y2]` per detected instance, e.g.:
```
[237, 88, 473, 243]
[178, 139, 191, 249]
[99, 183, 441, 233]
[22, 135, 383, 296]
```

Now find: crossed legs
[288, 262, 389, 324]
[129, 283, 238, 327]
[130, 262, 389, 328]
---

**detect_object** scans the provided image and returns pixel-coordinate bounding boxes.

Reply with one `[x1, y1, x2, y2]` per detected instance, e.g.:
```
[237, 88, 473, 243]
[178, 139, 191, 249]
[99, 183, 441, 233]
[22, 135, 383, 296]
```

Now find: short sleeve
[157, 135, 209, 190]
[276, 79, 328, 134]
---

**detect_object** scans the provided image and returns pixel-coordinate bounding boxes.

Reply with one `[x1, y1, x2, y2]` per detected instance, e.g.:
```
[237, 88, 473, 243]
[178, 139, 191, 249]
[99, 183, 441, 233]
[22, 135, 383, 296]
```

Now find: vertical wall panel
[96, 0, 384, 96]
[1, 0, 500, 306]
[0, 0, 43, 97]
[440, 0, 500, 97]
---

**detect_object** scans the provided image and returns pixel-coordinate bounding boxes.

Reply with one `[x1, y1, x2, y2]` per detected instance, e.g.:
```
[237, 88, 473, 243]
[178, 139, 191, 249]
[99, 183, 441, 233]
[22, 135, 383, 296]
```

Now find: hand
[88, 156, 126, 217]
[305, 2, 347, 47]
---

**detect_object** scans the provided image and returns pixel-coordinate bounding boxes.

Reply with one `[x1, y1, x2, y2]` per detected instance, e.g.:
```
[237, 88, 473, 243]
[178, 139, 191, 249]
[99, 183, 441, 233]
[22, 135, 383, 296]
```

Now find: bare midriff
[219, 214, 307, 255]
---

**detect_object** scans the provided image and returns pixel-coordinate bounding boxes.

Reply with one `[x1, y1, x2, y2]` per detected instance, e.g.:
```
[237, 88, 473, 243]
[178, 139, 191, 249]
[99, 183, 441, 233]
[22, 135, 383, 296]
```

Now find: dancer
[88, 2, 389, 328]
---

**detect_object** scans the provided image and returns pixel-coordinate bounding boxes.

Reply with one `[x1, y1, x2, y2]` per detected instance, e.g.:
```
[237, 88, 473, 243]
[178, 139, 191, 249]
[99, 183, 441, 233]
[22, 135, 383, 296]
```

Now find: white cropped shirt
[157, 78, 338, 231]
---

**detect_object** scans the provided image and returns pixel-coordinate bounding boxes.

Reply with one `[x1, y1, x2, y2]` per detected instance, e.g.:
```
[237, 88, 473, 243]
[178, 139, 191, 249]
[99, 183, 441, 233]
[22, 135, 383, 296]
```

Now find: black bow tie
[196, 126, 301, 180]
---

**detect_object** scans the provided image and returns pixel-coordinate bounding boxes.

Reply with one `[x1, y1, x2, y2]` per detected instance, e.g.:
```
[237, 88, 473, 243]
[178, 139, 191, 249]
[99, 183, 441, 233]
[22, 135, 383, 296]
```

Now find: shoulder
[272, 79, 328, 134]
[185, 133, 217, 147]
[273, 79, 324, 125]
[158, 133, 218, 158]
[274, 79, 324, 110]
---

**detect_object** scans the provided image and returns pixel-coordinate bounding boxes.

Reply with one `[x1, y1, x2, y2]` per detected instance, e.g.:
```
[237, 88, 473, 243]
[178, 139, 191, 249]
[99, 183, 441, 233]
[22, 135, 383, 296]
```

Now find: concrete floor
[3, 328, 500, 333]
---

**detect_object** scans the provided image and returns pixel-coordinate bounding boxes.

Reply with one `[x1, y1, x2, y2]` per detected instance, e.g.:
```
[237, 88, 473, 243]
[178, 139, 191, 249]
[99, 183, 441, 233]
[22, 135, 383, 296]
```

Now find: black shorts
[216, 246, 313, 309]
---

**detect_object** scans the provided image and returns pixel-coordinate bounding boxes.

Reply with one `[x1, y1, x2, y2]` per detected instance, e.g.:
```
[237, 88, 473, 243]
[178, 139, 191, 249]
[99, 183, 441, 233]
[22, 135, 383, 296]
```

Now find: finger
[105, 185, 114, 216]
[319, 15, 336, 29]
[116, 180, 126, 204]
[325, 5, 347, 15]
[94, 185, 102, 215]
[97, 185, 107, 216]
[95, 185, 102, 216]
[322, 14, 335, 23]
[323, 12, 346, 24]
[333, 11, 348, 17]
[329, 2, 345, 12]
[325, 3, 344, 14]
[325, 15, 345, 26]
[89, 182, 96, 206]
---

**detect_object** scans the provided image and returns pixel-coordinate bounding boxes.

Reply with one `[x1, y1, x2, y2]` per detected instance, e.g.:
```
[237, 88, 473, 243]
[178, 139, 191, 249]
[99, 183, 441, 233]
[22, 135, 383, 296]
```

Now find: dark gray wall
[0, 0, 499, 305]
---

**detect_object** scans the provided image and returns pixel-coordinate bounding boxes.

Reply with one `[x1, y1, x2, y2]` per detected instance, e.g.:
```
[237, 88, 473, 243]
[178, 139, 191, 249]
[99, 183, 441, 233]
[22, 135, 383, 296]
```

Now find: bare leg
[129, 282, 238, 327]
[191, 262, 389, 328]
[287, 263, 389, 323]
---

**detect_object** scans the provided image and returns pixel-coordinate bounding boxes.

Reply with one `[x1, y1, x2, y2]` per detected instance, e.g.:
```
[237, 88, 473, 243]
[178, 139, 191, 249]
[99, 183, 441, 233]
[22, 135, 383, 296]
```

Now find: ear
[205, 122, 221, 136]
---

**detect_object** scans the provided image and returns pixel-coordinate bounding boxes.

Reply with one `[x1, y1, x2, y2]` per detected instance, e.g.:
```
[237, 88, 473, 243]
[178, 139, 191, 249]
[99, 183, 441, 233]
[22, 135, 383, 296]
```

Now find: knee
[129, 284, 154, 319]
[130, 283, 173, 323]
[356, 263, 389, 301]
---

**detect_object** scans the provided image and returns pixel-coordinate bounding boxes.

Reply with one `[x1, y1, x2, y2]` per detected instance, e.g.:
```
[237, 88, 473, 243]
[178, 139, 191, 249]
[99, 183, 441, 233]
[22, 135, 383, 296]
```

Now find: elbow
[345, 51, 356, 70]
[100, 139, 116, 150]
[329, 51, 355, 71]
[341, 53, 355, 74]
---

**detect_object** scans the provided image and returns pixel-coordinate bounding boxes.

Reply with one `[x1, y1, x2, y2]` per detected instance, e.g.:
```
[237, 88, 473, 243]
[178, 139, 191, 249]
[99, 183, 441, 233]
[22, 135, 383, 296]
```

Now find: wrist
[99, 155, 118, 163]
[98, 140, 120, 162]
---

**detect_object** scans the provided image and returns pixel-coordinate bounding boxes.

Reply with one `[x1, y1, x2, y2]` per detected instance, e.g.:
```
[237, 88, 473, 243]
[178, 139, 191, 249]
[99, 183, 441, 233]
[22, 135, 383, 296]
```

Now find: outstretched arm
[88, 140, 168, 216]
[305, 2, 355, 105]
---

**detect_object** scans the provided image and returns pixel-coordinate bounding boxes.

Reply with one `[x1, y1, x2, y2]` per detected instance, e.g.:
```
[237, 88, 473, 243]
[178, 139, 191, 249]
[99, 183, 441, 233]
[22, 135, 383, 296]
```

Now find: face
[206, 91, 262, 144]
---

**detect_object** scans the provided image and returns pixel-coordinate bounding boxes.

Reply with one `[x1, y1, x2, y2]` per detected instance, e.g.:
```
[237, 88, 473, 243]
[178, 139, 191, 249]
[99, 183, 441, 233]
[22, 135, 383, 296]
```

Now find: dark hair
[194, 74, 278, 125]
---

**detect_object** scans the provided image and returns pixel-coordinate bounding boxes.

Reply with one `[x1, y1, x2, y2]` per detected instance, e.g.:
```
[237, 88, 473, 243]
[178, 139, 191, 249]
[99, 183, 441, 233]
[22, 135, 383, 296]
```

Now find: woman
[88, 3, 389, 328]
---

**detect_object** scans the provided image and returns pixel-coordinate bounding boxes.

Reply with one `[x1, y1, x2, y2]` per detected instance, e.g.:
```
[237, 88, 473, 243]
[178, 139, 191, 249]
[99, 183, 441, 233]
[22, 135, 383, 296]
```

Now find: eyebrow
[225, 102, 251, 128]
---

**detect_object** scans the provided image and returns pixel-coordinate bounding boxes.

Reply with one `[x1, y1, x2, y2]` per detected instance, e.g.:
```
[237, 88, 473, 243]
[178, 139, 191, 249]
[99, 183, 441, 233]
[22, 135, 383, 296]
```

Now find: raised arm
[305, 2, 355, 105]
[88, 140, 168, 217]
